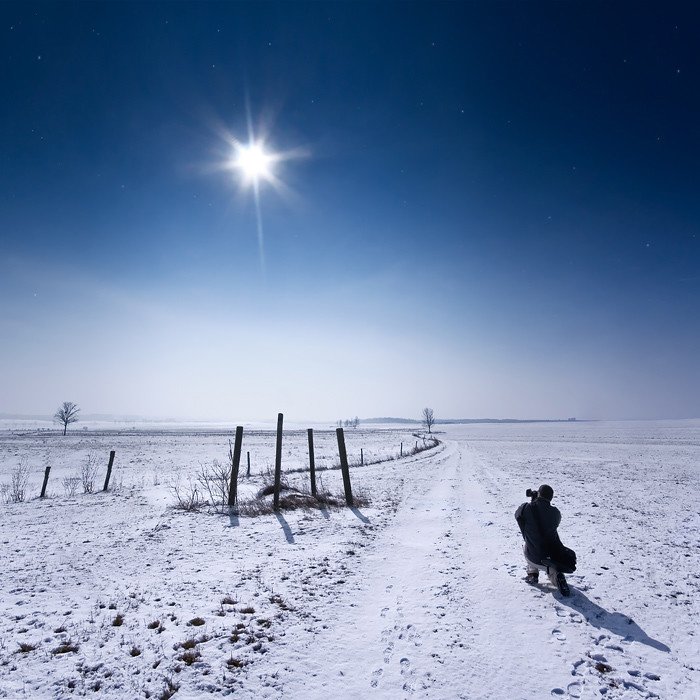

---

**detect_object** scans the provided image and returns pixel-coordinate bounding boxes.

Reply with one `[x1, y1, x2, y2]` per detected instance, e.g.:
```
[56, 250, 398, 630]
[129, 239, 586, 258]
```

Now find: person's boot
[556, 572, 571, 596]
[525, 571, 539, 584]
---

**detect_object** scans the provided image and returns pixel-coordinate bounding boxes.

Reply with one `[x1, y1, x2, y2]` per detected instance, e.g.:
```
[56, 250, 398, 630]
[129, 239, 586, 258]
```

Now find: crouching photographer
[515, 484, 576, 596]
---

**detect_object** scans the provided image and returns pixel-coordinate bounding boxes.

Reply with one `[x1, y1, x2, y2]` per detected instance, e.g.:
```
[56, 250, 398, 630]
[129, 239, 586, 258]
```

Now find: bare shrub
[196, 459, 230, 513]
[9, 458, 30, 503]
[62, 476, 80, 497]
[170, 478, 202, 512]
[81, 454, 98, 494]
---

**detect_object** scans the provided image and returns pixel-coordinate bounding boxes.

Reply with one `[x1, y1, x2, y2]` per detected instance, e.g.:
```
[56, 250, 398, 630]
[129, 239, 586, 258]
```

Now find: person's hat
[538, 484, 554, 501]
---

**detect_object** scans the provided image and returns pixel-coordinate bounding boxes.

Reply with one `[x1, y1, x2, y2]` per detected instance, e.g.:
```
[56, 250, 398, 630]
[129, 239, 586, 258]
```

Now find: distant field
[0, 420, 697, 699]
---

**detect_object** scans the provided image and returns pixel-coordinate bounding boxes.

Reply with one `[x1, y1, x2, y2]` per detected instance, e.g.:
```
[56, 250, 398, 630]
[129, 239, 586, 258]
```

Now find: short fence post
[400, 442, 403, 457]
[40, 466, 51, 498]
[360, 448, 363, 466]
[273, 413, 283, 511]
[228, 426, 243, 507]
[336, 428, 354, 506]
[102, 450, 115, 491]
[246, 451, 251, 477]
[415, 440, 418, 451]
[308, 428, 317, 497]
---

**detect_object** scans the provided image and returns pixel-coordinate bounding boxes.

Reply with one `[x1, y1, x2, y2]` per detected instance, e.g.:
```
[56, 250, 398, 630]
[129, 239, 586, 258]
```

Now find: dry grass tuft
[226, 655, 246, 669]
[53, 640, 79, 655]
[159, 677, 179, 700]
[178, 649, 201, 666]
[237, 482, 369, 517]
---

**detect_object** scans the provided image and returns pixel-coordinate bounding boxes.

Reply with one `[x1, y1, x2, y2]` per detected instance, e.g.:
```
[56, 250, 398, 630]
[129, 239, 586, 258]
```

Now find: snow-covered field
[0, 420, 697, 699]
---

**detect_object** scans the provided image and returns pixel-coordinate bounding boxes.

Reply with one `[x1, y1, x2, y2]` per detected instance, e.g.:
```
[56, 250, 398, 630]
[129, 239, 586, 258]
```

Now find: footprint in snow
[567, 681, 582, 698]
[370, 668, 383, 688]
[400, 657, 415, 693]
[551, 628, 566, 642]
[571, 659, 585, 675]
[551, 690, 565, 696]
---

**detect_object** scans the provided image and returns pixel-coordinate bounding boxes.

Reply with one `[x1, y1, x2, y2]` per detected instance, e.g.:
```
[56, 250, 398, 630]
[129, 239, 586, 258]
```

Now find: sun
[233, 141, 274, 185]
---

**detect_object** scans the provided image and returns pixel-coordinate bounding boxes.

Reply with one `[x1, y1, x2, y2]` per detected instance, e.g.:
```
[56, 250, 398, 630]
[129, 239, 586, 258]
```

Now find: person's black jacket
[515, 497, 564, 565]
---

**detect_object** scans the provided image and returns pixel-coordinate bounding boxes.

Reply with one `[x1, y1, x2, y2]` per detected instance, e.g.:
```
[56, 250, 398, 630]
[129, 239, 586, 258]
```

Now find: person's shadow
[558, 589, 670, 652]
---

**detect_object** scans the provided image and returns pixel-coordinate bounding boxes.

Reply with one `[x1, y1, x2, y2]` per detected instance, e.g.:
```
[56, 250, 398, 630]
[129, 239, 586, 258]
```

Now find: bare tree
[54, 401, 80, 436]
[422, 407, 435, 434]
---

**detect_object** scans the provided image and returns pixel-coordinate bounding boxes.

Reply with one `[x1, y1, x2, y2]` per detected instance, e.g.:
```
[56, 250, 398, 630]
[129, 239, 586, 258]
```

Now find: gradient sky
[1, 1, 699, 421]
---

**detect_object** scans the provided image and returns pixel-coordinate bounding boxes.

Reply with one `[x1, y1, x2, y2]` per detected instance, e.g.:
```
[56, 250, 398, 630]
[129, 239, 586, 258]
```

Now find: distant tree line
[337, 416, 360, 429]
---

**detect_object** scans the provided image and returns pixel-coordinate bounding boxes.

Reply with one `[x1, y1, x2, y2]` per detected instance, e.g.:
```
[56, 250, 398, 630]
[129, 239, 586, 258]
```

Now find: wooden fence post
[336, 428, 354, 506]
[273, 413, 283, 511]
[400, 442, 403, 457]
[360, 448, 363, 466]
[228, 426, 244, 507]
[103, 450, 115, 491]
[308, 428, 317, 497]
[40, 465, 51, 498]
[246, 451, 251, 477]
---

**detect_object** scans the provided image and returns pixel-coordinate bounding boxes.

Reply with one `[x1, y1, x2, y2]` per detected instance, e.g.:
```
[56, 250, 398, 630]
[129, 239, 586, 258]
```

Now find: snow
[0, 420, 698, 698]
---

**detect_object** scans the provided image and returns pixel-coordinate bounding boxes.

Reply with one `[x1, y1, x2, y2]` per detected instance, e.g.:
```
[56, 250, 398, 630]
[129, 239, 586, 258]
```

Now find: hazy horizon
[2, 3, 698, 422]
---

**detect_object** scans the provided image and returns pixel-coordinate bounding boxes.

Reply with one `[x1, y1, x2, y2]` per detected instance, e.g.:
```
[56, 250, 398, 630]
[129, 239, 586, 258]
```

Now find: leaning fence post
[336, 428, 354, 506]
[273, 413, 283, 511]
[308, 428, 317, 497]
[40, 465, 51, 498]
[103, 450, 115, 491]
[246, 451, 251, 477]
[228, 426, 244, 507]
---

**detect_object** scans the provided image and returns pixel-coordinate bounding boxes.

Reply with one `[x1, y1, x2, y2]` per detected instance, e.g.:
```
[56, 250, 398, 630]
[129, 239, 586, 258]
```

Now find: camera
[526, 488, 538, 501]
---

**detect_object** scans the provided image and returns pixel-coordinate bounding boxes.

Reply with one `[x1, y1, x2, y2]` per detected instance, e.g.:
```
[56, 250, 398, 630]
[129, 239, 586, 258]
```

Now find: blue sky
[1, 2, 698, 420]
